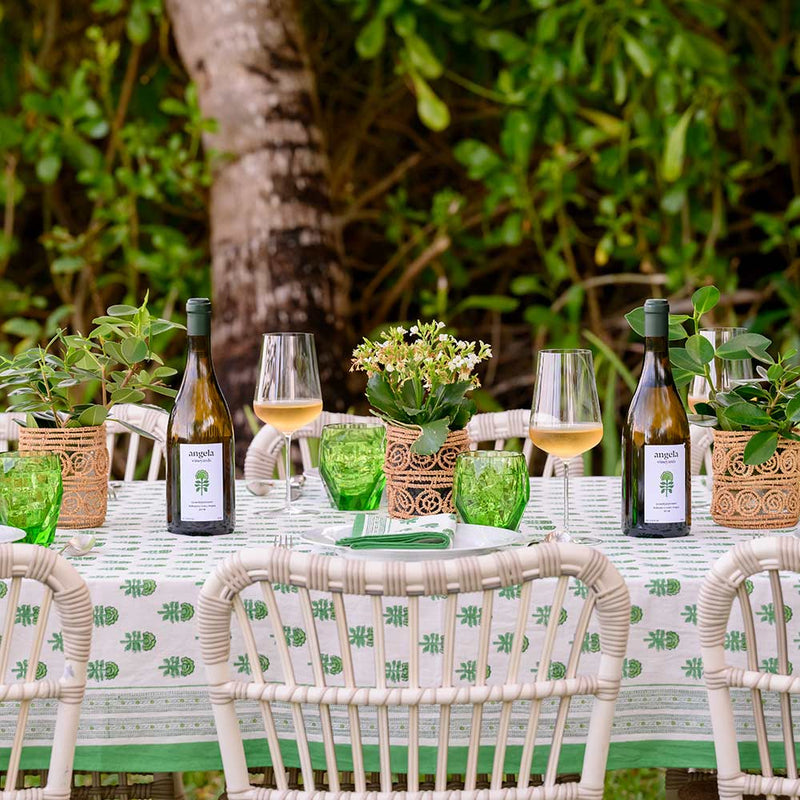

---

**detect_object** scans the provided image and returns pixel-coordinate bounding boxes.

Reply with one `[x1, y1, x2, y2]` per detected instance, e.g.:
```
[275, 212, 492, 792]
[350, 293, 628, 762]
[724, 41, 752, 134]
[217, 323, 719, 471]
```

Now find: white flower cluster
[351, 320, 492, 391]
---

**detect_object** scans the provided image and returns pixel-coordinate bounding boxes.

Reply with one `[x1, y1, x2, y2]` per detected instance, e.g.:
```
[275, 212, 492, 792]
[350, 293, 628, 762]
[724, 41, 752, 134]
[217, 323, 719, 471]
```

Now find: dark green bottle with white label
[167, 298, 235, 535]
[622, 298, 691, 538]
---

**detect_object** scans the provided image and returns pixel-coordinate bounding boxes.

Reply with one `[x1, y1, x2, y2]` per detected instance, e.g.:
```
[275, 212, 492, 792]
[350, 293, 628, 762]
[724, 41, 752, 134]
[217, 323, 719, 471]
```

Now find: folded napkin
[336, 513, 456, 550]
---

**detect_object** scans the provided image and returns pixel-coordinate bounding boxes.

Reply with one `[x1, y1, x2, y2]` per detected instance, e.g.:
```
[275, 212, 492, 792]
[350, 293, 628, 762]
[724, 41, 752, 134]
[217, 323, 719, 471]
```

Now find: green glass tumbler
[319, 423, 386, 511]
[0, 452, 63, 546]
[453, 450, 530, 530]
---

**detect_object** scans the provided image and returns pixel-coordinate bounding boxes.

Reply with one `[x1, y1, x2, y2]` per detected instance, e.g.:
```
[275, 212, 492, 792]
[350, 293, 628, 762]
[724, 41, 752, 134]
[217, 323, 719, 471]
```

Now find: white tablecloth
[2, 477, 798, 773]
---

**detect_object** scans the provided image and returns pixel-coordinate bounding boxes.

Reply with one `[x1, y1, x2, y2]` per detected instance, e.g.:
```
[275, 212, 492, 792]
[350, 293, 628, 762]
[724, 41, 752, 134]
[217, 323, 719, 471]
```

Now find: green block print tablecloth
[1, 476, 798, 774]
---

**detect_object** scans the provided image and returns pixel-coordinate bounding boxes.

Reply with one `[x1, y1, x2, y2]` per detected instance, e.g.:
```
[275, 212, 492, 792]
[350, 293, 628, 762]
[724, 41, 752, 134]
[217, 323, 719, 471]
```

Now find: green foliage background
[0, 0, 212, 358]
[2, 0, 800, 473]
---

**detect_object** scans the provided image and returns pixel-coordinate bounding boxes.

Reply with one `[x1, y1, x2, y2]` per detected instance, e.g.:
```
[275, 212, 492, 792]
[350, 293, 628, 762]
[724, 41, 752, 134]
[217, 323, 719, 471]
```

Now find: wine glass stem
[563, 464, 570, 536]
[284, 433, 293, 510]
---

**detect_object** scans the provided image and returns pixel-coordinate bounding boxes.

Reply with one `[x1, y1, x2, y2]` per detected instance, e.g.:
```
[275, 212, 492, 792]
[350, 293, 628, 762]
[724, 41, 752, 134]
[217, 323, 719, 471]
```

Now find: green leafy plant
[0, 3, 213, 364]
[313, 0, 800, 477]
[0, 294, 182, 429]
[626, 286, 800, 465]
[351, 321, 491, 454]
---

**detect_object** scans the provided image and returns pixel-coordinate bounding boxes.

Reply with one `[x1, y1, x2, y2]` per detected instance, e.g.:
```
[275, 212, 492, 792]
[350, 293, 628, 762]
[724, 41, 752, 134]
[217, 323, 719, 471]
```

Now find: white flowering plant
[351, 321, 492, 455]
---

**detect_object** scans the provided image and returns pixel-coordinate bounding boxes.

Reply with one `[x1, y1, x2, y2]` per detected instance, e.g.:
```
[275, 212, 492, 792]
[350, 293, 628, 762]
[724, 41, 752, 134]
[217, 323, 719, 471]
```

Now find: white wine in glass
[529, 349, 603, 544]
[253, 399, 324, 435]
[686, 395, 705, 414]
[255, 333, 323, 513]
[529, 423, 604, 460]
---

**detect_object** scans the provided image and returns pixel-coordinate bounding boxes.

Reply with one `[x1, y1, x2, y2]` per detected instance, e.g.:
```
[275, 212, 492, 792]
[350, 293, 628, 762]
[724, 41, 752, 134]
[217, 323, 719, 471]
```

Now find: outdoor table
[2, 476, 797, 775]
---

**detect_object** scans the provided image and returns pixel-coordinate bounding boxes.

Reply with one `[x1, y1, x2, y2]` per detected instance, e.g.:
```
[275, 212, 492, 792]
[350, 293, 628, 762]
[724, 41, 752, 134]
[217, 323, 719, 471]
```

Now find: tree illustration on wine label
[660, 471, 674, 496]
[194, 469, 209, 495]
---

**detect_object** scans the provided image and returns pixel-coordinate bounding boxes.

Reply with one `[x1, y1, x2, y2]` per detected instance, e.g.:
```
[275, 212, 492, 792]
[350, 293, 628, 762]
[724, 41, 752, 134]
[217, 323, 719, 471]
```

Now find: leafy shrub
[0, 0, 213, 362]
[314, 0, 800, 471]
[4, 0, 800, 473]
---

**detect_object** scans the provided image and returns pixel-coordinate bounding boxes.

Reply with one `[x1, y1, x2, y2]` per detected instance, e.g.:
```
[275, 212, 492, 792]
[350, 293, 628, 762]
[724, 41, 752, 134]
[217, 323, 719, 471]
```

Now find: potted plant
[0, 295, 182, 527]
[627, 286, 800, 529]
[351, 321, 491, 518]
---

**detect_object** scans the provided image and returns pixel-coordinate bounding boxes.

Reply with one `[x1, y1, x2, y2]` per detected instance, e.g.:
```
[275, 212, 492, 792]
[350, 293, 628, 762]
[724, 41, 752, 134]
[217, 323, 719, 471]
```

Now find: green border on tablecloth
[0, 740, 795, 773]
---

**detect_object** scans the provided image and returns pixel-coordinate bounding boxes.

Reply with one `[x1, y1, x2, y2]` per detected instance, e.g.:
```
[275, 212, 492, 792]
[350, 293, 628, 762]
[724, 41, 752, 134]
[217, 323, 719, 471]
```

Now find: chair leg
[665, 768, 718, 800]
[665, 768, 687, 800]
[152, 773, 181, 799]
[171, 773, 186, 800]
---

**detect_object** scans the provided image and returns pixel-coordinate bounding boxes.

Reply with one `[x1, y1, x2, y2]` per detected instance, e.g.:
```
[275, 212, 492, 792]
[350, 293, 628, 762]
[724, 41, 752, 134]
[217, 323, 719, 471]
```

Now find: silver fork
[273, 533, 292, 548]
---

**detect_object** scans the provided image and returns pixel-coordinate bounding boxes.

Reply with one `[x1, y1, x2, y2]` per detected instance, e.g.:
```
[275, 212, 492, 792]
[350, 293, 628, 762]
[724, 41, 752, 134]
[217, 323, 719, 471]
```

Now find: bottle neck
[184, 334, 215, 380]
[642, 335, 673, 385]
[645, 335, 668, 354]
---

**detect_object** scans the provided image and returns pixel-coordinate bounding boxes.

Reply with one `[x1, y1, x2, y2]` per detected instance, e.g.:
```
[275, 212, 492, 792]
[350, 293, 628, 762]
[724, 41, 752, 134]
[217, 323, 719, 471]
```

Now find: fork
[273, 533, 292, 548]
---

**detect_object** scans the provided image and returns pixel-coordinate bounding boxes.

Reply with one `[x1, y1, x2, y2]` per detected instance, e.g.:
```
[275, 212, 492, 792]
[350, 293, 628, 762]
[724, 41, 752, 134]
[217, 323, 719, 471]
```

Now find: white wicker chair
[244, 412, 377, 482]
[699, 537, 800, 799]
[0, 545, 182, 800]
[468, 410, 585, 478]
[105, 404, 169, 481]
[690, 425, 713, 477]
[244, 409, 585, 482]
[198, 543, 630, 799]
[0, 544, 93, 796]
[0, 405, 167, 481]
[0, 413, 25, 451]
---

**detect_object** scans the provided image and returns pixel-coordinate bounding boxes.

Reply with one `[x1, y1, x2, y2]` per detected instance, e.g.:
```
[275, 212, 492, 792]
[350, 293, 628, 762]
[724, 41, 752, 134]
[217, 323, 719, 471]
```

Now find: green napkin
[336, 513, 456, 550]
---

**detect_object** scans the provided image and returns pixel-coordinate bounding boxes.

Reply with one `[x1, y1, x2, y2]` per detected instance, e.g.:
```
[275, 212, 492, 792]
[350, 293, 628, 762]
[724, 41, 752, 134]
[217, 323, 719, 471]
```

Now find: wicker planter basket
[384, 425, 469, 518]
[18, 424, 109, 528]
[711, 430, 800, 529]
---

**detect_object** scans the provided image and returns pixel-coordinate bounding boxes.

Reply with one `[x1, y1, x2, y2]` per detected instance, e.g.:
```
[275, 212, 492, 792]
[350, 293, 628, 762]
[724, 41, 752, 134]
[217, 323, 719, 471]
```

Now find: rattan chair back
[0, 413, 25, 451]
[690, 424, 713, 476]
[199, 543, 630, 800]
[244, 412, 378, 481]
[467, 410, 584, 478]
[105, 404, 168, 481]
[700, 537, 800, 799]
[0, 544, 92, 797]
[0, 405, 166, 482]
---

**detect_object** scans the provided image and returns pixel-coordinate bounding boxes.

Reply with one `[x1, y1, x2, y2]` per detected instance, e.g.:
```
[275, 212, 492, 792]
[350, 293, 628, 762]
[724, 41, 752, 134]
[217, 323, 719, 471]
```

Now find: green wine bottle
[167, 298, 235, 535]
[622, 298, 691, 538]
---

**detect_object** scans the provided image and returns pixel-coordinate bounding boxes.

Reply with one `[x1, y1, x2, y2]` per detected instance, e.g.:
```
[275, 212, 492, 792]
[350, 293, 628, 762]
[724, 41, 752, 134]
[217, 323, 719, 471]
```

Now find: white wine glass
[688, 327, 753, 412]
[254, 333, 323, 514]
[529, 349, 603, 544]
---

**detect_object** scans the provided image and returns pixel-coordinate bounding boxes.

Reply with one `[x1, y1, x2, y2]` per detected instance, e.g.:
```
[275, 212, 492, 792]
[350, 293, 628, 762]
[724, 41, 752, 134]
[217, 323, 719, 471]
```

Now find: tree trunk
[166, 0, 351, 460]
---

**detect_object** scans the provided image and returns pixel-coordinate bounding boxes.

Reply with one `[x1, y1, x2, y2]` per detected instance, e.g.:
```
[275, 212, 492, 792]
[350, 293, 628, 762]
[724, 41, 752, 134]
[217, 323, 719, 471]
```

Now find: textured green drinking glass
[453, 450, 530, 530]
[319, 423, 386, 511]
[0, 452, 63, 546]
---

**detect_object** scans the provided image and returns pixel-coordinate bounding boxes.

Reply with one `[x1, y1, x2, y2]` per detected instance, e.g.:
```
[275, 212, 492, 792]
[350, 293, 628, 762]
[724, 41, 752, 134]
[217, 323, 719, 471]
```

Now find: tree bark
[166, 0, 351, 459]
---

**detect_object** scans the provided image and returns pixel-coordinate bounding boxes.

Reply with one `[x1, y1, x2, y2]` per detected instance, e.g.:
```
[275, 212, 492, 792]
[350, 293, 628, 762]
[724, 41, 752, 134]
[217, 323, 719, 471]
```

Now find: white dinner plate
[300, 522, 524, 560]
[0, 525, 26, 543]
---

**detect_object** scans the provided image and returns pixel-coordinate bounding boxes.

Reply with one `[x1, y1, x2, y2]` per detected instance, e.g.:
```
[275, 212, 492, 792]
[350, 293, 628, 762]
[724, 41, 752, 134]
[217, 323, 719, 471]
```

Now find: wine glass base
[524, 532, 601, 546]
[253, 503, 308, 516]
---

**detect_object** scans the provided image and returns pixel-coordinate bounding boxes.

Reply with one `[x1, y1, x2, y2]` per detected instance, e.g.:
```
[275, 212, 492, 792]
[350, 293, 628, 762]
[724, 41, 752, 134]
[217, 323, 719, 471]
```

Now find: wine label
[179, 443, 224, 521]
[644, 444, 686, 523]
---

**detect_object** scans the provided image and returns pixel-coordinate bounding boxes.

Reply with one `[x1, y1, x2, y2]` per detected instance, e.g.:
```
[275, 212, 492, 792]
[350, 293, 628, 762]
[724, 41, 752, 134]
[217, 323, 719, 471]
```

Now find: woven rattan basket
[384, 424, 469, 518]
[18, 424, 109, 528]
[711, 430, 800, 529]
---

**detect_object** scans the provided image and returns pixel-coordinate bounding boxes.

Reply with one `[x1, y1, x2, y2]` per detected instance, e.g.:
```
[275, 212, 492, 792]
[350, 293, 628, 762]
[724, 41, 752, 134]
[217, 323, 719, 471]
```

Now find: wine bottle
[167, 298, 235, 535]
[622, 298, 691, 538]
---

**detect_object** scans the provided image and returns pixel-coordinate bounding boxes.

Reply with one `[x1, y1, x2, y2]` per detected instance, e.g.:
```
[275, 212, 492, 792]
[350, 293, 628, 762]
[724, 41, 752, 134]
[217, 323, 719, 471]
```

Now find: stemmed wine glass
[687, 327, 754, 412]
[529, 349, 603, 544]
[254, 333, 323, 513]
